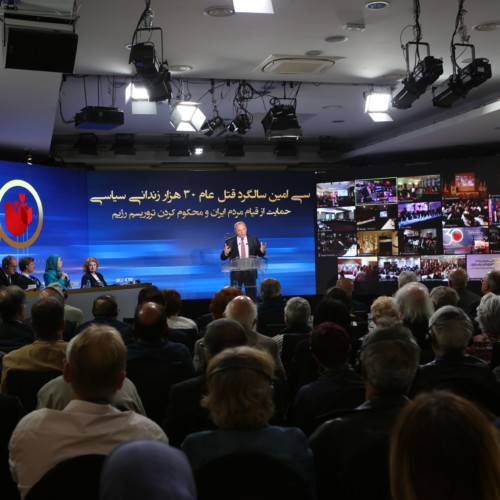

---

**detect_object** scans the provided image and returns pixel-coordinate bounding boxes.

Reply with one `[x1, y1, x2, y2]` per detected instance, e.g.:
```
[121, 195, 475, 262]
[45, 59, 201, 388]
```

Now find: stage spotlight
[170, 102, 206, 132]
[261, 105, 302, 139]
[273, 138, 297, 156]
[433, 58, 492, 108]
[224, 136, 245, 157]
[168, 135, 191, 156]
[74, 133, 98, 155]
[392, 56, 443, 109]
[364, 91, 393, 122]
[129, 42, 172, 102]
[228, 113, 251, 134]
[201, 115, 226, 136]
[112, 134, 136, 155]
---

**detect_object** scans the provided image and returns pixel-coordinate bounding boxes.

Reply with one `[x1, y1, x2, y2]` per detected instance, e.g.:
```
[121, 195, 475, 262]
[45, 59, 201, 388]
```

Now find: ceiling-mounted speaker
[4, 26, 78, 73]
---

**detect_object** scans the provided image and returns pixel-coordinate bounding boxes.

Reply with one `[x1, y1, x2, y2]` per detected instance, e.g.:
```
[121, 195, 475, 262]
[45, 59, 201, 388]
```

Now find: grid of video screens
[317, 171, 500, 281]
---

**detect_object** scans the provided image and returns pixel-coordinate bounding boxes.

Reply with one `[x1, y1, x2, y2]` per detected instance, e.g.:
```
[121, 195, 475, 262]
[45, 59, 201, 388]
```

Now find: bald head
[224, 295, 257, 331]
[133, 301, 167, 341]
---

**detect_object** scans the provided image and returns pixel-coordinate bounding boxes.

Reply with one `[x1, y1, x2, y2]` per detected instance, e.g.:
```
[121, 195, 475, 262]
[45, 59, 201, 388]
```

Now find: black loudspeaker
[4, 26, 78, 73]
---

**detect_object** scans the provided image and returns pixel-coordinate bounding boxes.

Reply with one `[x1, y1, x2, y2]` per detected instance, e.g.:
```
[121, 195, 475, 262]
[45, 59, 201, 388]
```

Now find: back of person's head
[448, 268, 468, 289]
[41, 282, 67, 303]
[394, 282, 434, 323]
[0, 285, 25, 321]
[430, 286, 459, 310]
[66, 324, 126, 400]
[370, 296, 398, 323]
[483, 270, 500, 295]
[313, 298, 351, 330]
[92, 294, 119, 318]
[162, 289, 182, 317]
[429, 305, 473, 354]
[224, 295, 257, 331]
[360, 319, 420, 394]
[209, 286, 245, 320]
[203, 318, 247, 356]
[284, 296, 311, 328]
[398, 270, 418, 288]
[259, 278, 282, 300]
[390, 390, 500, 500]
[324, 286, 352, 312]
[31, 296, 64, 340]
[18, 256, 34, 273]
[476, 293, 500, 336]
[137, 285, 165, 306]
[311, 322, 350, 368]
[133, 301, 167, 341]
[100, 440, 197, 500]
[203, 346, 275, 430]
[335, 277, 355, 297]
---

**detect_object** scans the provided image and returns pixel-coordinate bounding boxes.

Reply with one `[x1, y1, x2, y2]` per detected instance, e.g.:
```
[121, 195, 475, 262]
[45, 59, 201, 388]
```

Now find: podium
[221, 256, 267, 298]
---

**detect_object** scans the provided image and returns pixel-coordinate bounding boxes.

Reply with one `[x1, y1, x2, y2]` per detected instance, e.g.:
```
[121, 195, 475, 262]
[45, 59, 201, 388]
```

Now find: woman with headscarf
[44, 255, 70, 289]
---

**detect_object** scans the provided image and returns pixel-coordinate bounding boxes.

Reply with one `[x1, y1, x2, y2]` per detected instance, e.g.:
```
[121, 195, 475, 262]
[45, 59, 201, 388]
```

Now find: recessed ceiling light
[365, 1, 390, 10]
[343, 23, 366, 31]
[305, 50, 323, 56]
[473, 22, 500, 32]
[332, 120, 345, 123]
[169, 65, 193, 72]
[324, 35, 348, 43]
[204, 6, 235, 17]
[322, 105, 343, 110]
[382, 72, 406, 80]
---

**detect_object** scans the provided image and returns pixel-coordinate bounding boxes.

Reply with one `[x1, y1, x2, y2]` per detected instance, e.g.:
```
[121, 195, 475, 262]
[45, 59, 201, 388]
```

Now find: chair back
[6, 370, 61, 412]
[195, 451, 312, 500]
[25, 454, 106, 500]
[126, 359, 185, 425]
[280, 333, 310, 373]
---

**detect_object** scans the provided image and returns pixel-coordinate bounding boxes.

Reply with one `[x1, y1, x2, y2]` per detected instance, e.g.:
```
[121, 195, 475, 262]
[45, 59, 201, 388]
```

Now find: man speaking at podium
[221, 221, 266, 299]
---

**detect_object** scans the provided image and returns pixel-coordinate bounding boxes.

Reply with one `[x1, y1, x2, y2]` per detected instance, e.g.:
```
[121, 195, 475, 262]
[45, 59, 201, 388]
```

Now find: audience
[257, 278, 287, 334]
[309, 320, 420, 500]
[181, 346, 314, 485]
[448, 268, 481, 316]
[397, 270, 418, 288]
[0, 285, 34, 353]
[100, 440, 197, 500]
[482, 270, 500, 295]
[163, 288, 198, 333]
[0, 297, 67, 394]
[9, 324, 168, 498]
[410, 305, 500, 415]
[40, 282, 84, 327]
[390, 390, 500, 500]
[75, 294, 134, 344]
[429, 285, 459, 310]
[466, 293, 500, 362]
[336, 277, 367, 311]
[370, 296, 398, 326]
[288, 322, 364, 437]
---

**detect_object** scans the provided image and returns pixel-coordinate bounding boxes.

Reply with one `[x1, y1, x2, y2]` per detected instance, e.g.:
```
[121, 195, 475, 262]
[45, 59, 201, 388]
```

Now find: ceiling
[1, 0, 500, 169]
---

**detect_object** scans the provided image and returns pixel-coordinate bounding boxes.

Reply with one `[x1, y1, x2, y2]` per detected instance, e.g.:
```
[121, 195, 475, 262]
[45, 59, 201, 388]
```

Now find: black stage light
[228, 113, 251, 134]
[433, 58, 492, 108]
[112, 134, 136, 155]
[168, 135, 191, 157]
[201, 116, 226, 137]
[224, 136, 245, 157]
[74, 133, 98, 155]
[261, 105, 302, 139]
[392, 56, 443, 109]
[129, 42, 172, 102]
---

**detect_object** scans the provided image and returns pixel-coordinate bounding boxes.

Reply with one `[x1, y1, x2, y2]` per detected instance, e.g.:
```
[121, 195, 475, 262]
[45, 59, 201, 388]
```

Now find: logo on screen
[0, 180, 44, 249]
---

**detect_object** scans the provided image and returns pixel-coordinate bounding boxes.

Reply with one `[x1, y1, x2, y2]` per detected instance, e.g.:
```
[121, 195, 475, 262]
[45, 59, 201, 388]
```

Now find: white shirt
[9, 399, 168, 498]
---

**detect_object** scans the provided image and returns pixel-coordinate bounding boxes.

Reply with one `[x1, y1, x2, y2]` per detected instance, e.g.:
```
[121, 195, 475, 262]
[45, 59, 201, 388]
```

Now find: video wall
[316, 168, 500, 287]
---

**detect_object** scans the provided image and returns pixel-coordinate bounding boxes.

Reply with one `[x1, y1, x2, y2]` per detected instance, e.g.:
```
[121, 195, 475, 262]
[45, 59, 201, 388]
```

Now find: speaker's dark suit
[220, 233, 265, 299]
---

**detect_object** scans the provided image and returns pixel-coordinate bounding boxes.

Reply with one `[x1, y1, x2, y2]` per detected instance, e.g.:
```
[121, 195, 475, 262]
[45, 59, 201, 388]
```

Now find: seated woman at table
[44, 254, 70, 289]
[81, 256, 107, 288]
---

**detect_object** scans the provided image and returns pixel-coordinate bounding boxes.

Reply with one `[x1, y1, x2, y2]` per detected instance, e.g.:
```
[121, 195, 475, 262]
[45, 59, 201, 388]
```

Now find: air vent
[255, 54, 344, 74]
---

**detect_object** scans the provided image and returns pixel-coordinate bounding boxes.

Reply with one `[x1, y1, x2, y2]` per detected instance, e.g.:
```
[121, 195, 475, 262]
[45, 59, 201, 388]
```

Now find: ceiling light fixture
[473, 22, 500, 32]
[170, 102, 206, 132]
[228, 112, 252, 134]
[365, 1, 390, 10]
[365, 91, 393, 122]
[204, 6, 235, 17]
[233, 0, 274, 14]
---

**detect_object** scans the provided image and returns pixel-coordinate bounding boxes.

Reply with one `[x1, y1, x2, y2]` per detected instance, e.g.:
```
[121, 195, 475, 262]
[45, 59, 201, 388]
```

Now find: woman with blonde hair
[390, 390, 500, 500]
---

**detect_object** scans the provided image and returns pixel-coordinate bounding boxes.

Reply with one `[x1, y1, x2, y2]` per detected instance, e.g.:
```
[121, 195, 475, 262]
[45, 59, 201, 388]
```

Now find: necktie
[240, 238, 246, 258]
